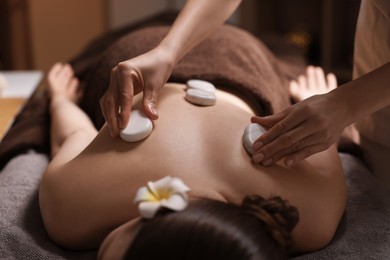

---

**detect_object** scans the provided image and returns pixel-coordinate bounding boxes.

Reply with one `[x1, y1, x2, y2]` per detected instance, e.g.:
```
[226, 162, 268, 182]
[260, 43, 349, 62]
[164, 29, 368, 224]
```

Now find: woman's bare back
[40, 83, 346, 252]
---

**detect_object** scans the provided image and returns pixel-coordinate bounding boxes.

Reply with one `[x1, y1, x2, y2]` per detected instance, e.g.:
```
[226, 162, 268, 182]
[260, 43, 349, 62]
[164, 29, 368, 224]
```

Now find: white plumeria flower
[134, 176, 191, 219]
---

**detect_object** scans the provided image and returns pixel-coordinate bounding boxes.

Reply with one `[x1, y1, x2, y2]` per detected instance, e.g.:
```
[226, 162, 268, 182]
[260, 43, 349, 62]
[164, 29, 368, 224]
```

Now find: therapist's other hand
[251, 66, 348, 166]
[100, 48, 174, 137]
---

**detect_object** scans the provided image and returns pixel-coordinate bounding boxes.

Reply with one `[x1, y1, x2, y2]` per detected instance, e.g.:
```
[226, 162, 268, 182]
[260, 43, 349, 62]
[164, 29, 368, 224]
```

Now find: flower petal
[147, 181, 159, 199]
[138, 201, 161, 219]
[161, 193, 189, 211]
[153, 176, 172, 189]
[134, 176, 191, 219]
[134, 187, 152, 204]
[169, 178, 191, 194]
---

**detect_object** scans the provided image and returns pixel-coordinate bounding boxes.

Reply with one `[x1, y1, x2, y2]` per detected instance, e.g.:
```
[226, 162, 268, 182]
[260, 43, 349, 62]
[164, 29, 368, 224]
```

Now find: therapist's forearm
[157, 0, 242, 63]
[329, 61, 390, 125]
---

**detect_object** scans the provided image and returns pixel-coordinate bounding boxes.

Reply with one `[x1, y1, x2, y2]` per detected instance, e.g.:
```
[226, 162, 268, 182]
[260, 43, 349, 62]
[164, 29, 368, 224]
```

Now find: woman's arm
[100, 0, 242, 137]
[46, 63, 98, 168]
[252, 61, 390, 166]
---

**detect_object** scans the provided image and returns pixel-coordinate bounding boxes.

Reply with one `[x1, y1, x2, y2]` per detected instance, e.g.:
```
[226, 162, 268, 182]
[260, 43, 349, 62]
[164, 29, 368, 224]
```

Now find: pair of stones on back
[119, 79, 266, 157]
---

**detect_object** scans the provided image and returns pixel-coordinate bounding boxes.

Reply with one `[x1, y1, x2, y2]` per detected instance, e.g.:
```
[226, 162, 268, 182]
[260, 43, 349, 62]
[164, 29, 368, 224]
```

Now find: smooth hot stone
[185, 88, 216, 106]
[243, 123, 267, 155]
[186, 79, 216, 93]
[120, 109, 153, 142]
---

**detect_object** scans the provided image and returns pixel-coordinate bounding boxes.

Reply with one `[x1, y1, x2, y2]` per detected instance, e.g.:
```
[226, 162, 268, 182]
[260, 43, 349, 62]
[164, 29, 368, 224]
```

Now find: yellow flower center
[156, 188, 173, 200]
[146, 187, 174, 202]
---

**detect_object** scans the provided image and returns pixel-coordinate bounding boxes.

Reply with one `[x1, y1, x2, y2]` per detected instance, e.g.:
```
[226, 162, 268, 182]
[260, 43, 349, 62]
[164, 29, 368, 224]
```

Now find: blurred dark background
[0, 0, 361, 83]
[240, 0, 361, 83]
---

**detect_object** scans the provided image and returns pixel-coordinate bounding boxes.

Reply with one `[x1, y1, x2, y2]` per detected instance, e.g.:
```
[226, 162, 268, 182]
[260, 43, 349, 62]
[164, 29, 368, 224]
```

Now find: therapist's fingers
[253, 131, 325, 166]
[101, 67, 120, 137]
[252, 122, 319, 165]
[143, 89, 159, 120]
[251, 109, 289, 130]
[251, 106, 307, 149]
[116, 64, 138, 130]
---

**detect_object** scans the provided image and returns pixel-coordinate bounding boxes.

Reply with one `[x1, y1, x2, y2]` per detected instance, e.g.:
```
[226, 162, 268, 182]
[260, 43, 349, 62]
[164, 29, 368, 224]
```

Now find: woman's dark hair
[124, 195, 299, 260]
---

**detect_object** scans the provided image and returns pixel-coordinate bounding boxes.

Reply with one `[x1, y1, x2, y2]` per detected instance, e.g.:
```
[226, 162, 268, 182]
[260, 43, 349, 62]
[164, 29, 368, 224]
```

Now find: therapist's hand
[100, 48, 174, 137]
[251, 95, 348, 166]
[251, 66, 350, 167]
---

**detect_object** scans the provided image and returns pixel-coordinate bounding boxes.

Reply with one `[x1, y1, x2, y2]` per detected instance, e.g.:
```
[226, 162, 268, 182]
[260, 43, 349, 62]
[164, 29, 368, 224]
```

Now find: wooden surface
[0, 98, 25, 140]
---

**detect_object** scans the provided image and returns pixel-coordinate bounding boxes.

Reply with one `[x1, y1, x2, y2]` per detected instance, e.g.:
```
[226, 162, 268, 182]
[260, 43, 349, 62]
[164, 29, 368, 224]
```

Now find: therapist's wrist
[327, 87, 357, 127]
[154, 43, 179, 69]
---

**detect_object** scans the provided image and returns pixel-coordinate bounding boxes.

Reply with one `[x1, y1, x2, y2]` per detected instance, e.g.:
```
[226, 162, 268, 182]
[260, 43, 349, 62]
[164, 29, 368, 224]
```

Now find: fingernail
[152, 107, 158, 116]
[286, 159, 294, 166]
[253, 153, 264, 163]
[148, 103, 158, 117]
[253, 141, 263, 150]
[262, 159, 273, 166]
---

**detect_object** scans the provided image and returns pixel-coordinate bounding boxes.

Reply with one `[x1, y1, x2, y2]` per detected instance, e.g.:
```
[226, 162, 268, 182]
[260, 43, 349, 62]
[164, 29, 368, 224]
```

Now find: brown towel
[0, 23, 301, 169]
[80, 25, 295, 129]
